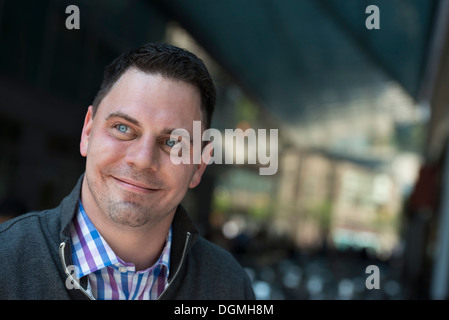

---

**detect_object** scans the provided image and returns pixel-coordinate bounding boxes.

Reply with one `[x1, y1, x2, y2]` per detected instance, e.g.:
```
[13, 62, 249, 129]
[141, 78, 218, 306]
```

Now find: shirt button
[119, 266, 127, 273]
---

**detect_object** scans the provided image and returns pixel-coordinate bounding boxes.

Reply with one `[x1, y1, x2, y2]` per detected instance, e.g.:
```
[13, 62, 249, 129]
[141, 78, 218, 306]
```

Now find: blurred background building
[1, 0, 449, 300]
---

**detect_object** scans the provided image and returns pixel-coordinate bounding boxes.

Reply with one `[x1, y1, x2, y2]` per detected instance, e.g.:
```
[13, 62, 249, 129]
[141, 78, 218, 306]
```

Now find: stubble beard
[85, 169, 174, 228]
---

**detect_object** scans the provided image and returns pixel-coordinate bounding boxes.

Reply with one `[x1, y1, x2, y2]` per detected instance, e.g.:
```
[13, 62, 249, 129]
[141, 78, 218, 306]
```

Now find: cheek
[163, 161, 197, 188]
[86, 131, 125, 169]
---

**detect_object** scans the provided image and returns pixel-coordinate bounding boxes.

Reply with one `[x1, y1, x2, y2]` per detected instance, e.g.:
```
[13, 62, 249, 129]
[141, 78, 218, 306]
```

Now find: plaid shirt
[70, 201, 171, 300]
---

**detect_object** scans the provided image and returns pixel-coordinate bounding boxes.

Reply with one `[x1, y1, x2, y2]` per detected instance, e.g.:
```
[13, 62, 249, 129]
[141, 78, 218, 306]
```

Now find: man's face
[80, 68, 207, 228]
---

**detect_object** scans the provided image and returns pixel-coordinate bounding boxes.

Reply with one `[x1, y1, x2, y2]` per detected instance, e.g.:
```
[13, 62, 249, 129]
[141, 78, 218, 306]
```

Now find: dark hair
[92, 42, 216, 129]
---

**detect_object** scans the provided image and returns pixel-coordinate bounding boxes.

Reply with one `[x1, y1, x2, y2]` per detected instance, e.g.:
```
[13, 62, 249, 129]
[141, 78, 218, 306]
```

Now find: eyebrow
[105, 111, 142, 127]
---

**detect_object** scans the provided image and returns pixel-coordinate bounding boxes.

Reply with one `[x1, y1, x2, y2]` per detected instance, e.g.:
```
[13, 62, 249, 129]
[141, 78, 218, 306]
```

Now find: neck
[101, 219, 172, 271]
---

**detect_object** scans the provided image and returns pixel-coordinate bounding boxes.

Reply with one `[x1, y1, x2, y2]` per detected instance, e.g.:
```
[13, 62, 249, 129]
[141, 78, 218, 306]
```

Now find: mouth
[112, 176, 160, 194]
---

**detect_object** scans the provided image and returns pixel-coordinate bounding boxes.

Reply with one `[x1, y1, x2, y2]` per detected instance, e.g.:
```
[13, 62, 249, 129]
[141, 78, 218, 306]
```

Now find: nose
[124, 136, 160, 171]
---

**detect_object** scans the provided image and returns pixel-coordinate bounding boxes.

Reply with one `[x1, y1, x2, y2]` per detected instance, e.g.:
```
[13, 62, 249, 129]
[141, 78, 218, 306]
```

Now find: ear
[188, 143, 213, 188]
[80, 106, 94, 157]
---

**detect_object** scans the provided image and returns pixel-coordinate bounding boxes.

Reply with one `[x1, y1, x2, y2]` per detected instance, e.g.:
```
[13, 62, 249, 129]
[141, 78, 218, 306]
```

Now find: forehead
[97, 69, 203, 129]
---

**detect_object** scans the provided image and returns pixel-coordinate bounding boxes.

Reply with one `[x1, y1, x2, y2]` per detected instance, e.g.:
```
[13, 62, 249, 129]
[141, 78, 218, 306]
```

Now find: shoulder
[0, 209, 71, 298]
[0, 208, 60, 253]
[192, 237, 243, 269]
[0, 211, 43, 238]
[187, 236, 255, 299]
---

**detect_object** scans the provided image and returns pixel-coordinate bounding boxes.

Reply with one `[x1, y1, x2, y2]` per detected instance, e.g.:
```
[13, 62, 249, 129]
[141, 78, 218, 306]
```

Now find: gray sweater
[0, 175, 255, 300]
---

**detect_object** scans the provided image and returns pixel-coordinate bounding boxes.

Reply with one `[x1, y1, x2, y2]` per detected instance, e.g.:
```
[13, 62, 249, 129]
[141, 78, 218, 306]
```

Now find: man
[0, 42, 255, 300]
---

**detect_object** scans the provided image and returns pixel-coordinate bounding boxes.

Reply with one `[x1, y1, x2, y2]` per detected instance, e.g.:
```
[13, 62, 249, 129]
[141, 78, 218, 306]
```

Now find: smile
[112, 177, 160, 194]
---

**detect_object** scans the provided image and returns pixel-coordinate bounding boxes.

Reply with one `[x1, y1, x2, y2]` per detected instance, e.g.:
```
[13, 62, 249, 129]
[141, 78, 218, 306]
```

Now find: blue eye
[165, 138, 177, 147]
[116, 124, 128, 133]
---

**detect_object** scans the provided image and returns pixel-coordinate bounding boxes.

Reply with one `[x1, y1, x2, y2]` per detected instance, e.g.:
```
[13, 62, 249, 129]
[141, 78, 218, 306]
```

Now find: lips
[112, 176, 160, 193]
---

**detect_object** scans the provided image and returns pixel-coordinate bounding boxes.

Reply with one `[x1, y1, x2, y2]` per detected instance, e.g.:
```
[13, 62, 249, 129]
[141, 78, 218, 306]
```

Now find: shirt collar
[70, 200, 171, 278]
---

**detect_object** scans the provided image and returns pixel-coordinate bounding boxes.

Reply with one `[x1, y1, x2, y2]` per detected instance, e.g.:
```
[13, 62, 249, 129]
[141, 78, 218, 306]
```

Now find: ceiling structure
[154, 0, 442, 155]
[156, 0, 436, 119]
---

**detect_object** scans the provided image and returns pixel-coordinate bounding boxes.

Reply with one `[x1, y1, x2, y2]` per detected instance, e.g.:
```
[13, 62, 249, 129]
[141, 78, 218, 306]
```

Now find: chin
[107, 200, 169, 227]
